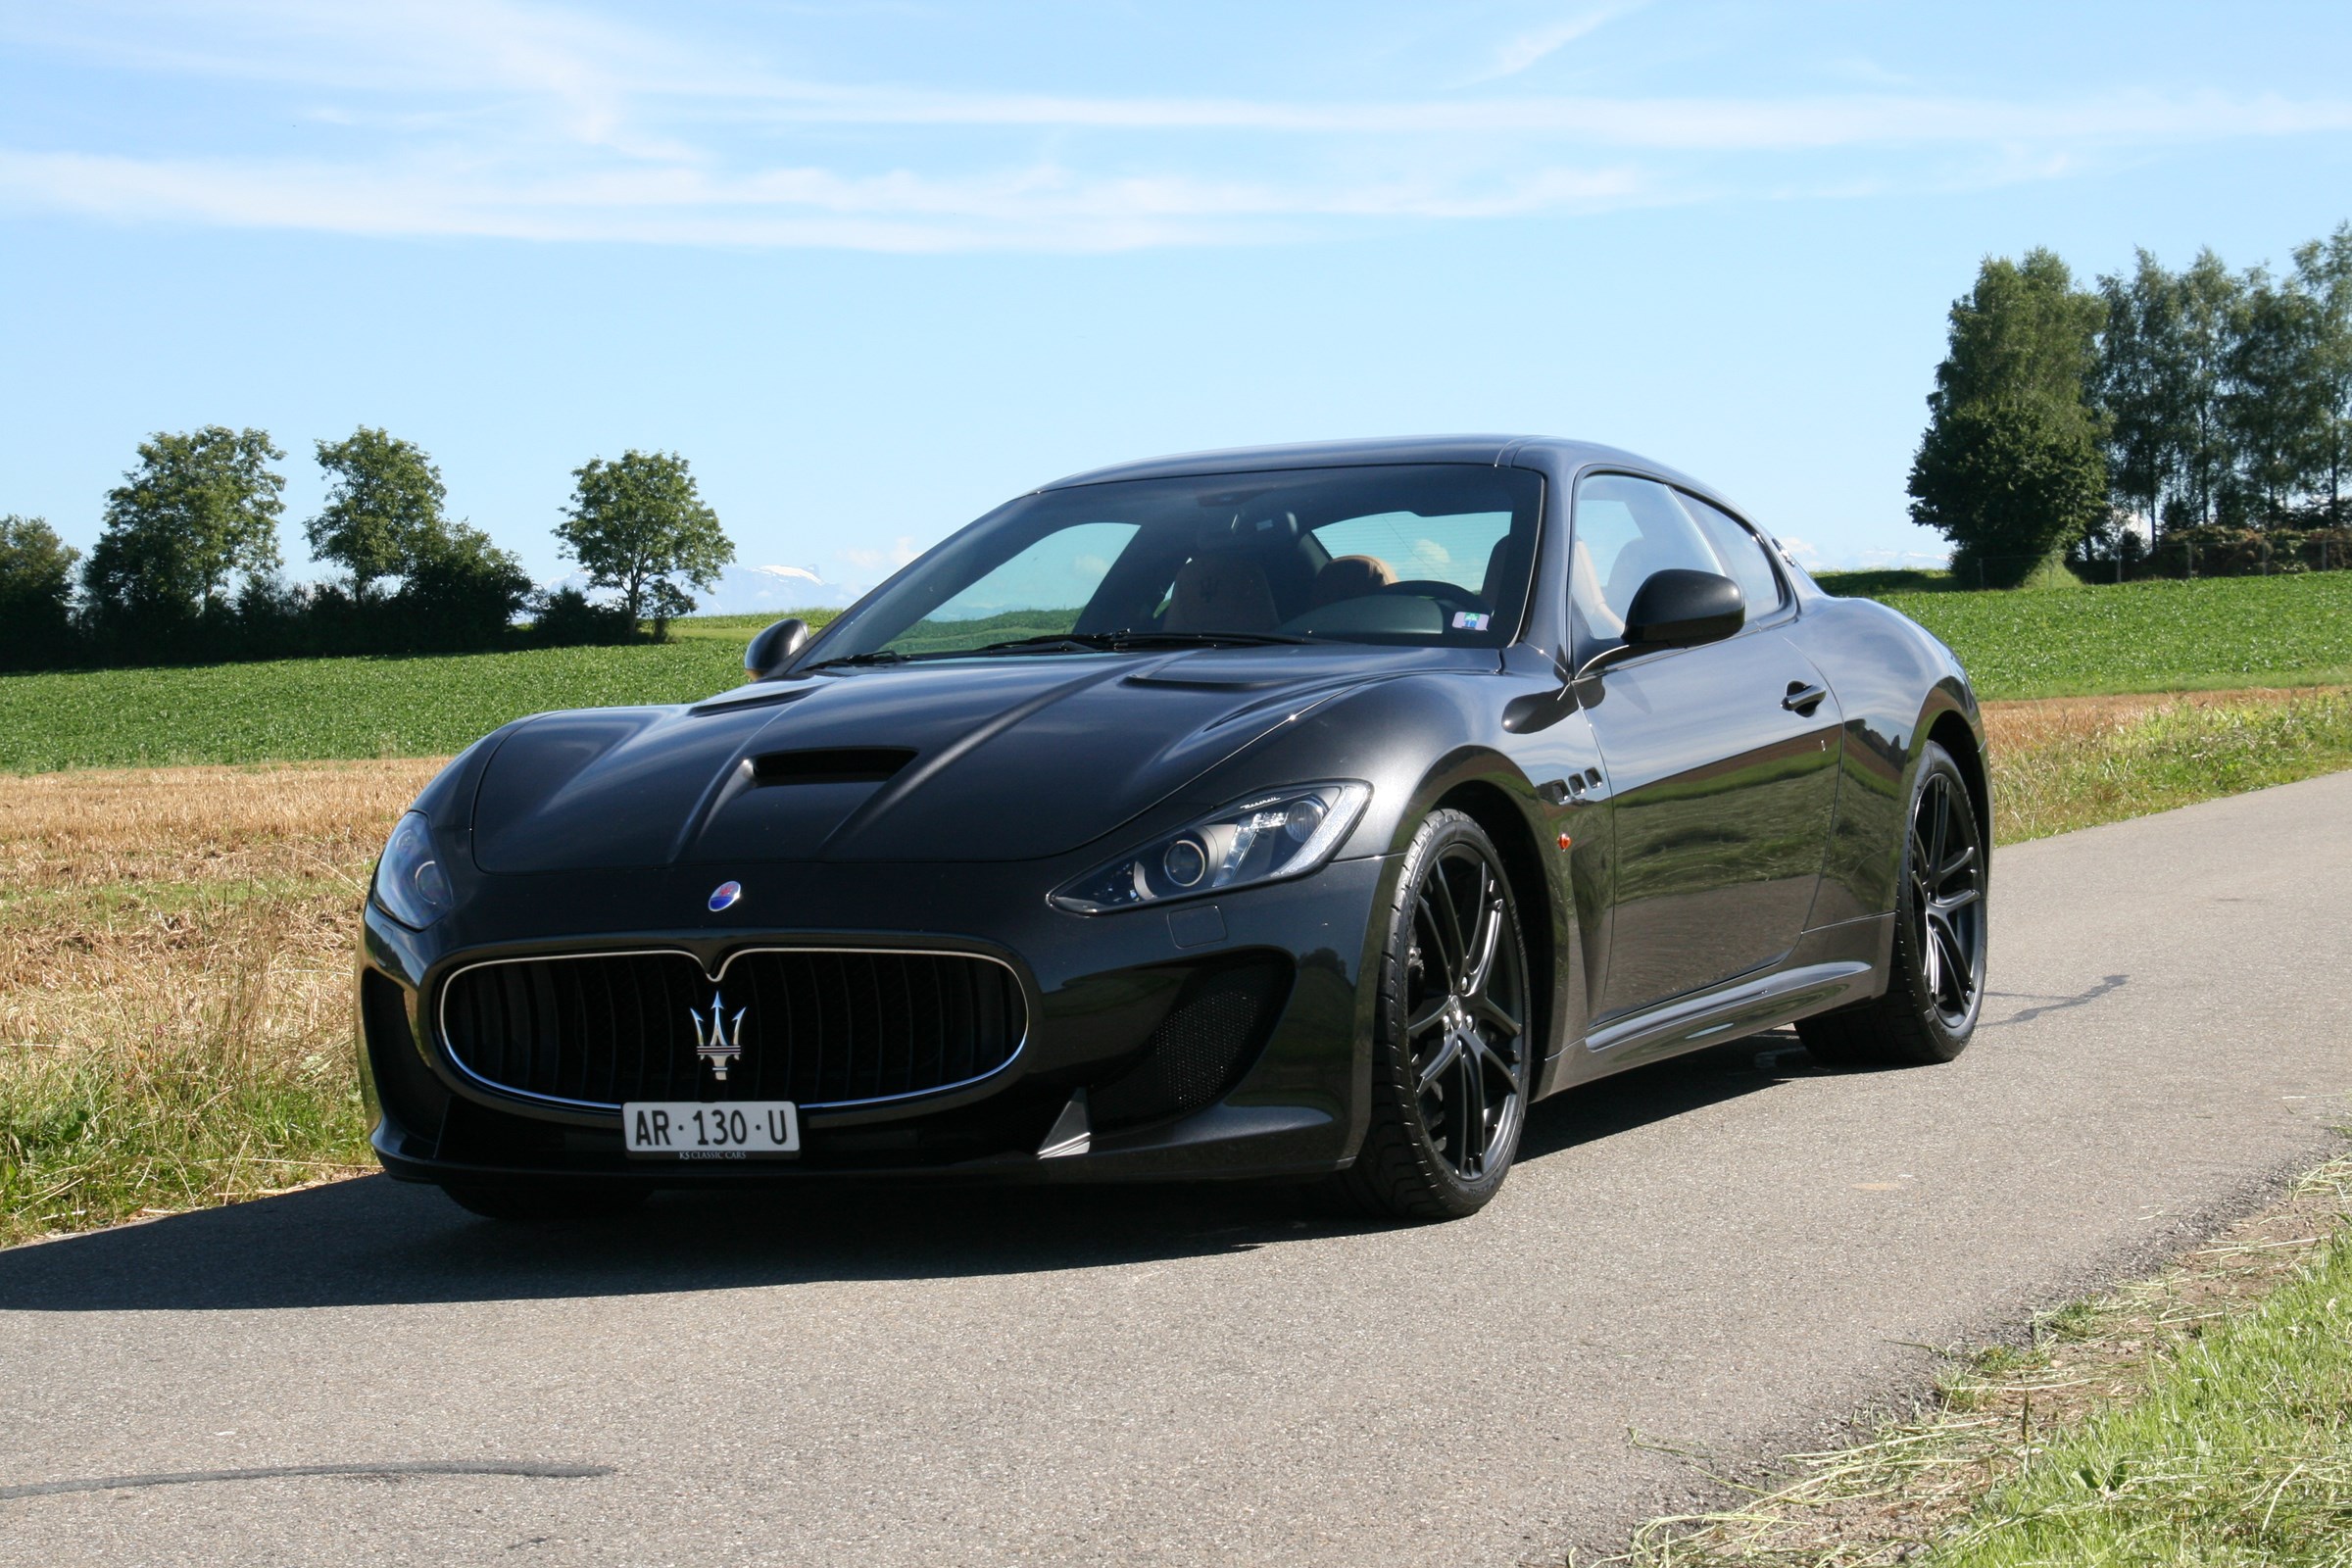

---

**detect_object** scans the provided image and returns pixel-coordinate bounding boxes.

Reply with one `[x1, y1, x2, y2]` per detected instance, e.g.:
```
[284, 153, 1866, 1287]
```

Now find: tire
[440, 1184, 650, 1223]
[1798, 741, 1987, 1067]
[1344, 809, 1534, 1221]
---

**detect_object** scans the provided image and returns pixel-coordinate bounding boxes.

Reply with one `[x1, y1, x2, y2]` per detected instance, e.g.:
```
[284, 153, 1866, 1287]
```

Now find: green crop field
[0, 642, 755, 773]
[1852, 572, 2352, 699]
[2, 578, 2347, 772]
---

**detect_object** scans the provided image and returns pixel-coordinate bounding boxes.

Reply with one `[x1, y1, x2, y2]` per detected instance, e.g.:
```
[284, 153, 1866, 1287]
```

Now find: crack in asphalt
[1982, 973, 2131, 1027]
[0, 1460, 613, 1502]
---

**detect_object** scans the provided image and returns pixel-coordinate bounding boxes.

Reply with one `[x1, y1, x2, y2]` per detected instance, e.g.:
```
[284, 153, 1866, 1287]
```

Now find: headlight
[1051, 782, 1370, 913]
[372, 811, 454, 929]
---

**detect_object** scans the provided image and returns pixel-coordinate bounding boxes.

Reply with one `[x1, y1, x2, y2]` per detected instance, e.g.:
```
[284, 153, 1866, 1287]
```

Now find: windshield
[808, 464, 1544, 664]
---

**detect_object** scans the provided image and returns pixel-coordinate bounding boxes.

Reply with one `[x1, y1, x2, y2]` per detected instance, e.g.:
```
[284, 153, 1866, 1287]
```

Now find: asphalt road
[4, 772, 2349, 1567]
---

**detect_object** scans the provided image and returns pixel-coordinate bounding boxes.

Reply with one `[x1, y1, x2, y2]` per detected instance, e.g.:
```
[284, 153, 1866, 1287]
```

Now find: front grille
[437, 949, 1026, 1111]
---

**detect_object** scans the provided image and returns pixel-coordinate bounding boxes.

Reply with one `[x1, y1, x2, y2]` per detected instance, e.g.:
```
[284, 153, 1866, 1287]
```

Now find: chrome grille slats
[436, 947, 1026, 1112]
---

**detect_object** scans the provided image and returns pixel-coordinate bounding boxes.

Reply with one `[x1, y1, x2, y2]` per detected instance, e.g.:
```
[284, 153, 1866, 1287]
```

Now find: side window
[1570, 473, 1726, 641]
[1677, 493, 1785, 616]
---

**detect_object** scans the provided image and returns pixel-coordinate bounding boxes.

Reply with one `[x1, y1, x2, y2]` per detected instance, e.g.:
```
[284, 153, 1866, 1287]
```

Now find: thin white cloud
[6, 1, 2352, 251]
[840, 536, 922, 571]
[1471, 2, 1650, 85]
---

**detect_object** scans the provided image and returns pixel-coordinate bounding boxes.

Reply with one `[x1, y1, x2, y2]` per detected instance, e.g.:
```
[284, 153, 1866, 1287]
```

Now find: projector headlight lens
[1052, 782, 1370, 913]
[371, 811, 454, 930]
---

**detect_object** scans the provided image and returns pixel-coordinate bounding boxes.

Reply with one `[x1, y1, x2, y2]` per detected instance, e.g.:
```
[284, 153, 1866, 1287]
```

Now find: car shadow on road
[0, 1037, 1815, 1313]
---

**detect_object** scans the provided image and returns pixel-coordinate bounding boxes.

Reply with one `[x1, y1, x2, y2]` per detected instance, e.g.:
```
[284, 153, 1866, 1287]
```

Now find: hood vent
[688, 687, 812, 717]
[751, 747, 916, 786]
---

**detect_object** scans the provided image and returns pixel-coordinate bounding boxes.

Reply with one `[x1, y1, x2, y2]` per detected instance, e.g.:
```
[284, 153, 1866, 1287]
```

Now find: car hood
[469, 645, 1477, 872]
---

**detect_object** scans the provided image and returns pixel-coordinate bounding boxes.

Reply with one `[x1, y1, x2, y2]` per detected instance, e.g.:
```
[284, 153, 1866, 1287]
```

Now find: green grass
[1932, 1238, 2352, 1566]
[1628, 1158, 2352, 1566]
[1997, 689, 2352, 842]
[1834, 572, 2352, 700]
[0, 880, 375, 1246]
[0, 1029, 370, 1247]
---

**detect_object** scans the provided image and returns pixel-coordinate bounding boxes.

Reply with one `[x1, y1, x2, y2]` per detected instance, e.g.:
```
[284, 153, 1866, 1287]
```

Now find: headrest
[1195, 510, 1299, 551]
[1312, 553, 1396, 607]
[1164, 554, 1279, 633]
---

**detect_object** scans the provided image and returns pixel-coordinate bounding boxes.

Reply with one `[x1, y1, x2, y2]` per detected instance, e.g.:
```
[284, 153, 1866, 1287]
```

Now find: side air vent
[751, 747, 916, 786]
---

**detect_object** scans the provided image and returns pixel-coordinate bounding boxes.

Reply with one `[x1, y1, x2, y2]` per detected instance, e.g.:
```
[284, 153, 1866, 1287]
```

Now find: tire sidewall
[1891, 743, 1985, 1057]
[1372, 809, 1532, 1211]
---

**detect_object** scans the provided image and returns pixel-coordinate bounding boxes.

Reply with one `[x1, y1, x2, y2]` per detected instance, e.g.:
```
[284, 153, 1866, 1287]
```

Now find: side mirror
[744, 617, 810, 682]
[1624, 569, 1744, 650]
[1571, 569, 1744, 684]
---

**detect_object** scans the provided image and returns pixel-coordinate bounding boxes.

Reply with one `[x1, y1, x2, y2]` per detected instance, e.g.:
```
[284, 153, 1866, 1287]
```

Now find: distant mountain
[539, 564, 865, 615]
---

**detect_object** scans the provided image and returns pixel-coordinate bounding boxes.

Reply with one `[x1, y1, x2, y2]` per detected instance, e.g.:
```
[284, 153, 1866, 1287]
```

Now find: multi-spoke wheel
[1797, 741, 1987, 1066]
[1345, 809, 1531, 1220]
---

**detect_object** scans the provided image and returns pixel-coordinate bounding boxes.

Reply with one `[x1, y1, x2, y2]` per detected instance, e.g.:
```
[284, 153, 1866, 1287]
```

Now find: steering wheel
[1375, 579, 1486, 617]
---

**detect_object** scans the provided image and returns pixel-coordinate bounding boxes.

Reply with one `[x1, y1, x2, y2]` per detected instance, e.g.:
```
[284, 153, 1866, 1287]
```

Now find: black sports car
[358, 436, 1988, 1222]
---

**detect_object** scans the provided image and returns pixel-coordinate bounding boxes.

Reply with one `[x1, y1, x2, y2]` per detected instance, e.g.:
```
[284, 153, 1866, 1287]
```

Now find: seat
[1571, 538, 1625, 640]
[1311, 554, 1396, 608]
[1163, 554, 1280, 634]
[1602, 540, 1660, 623]
[1478, 538, 1510, 610]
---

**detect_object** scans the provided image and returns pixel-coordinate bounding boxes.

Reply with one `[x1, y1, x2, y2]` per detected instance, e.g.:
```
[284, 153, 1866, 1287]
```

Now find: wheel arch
[1925, 709, 1990, 859]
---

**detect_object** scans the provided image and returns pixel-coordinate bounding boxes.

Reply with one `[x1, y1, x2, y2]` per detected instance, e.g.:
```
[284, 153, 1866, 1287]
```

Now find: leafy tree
[0, 515, 79, 666]
[397, 519, 534, 649]
[2295, 222, 2352, 522]
[82, 426, 285, 633]
[309, 427, 448, 600]
[2095, 251, 2187, 548]
[2168, 250, 2242, 530]
[557, 450, 734, 627]
[2223, 268, 2330, 524]
[1909, 250, 2110, 586]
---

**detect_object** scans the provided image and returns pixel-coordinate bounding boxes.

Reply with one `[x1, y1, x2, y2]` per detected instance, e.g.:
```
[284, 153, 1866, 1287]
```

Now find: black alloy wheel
[1909, 764, 1986, 1032]
[1798, 741, 1987, 1066]
[1346, 809, 1532, 1220]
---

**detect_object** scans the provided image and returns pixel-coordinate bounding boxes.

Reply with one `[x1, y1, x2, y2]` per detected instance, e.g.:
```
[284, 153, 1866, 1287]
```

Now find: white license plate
[623, 1102, 800, 1159]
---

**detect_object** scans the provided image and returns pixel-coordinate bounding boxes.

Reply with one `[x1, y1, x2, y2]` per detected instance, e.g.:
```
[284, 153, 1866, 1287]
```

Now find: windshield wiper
[802, 650, 910, 671]
[963, 630, 1314, 656]
[1100, 630, 1313, 649]
[808, 629, 1315, 671]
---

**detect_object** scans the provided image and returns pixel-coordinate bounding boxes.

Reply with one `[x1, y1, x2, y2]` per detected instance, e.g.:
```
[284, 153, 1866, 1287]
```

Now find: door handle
[1782, 681, 1829, 716]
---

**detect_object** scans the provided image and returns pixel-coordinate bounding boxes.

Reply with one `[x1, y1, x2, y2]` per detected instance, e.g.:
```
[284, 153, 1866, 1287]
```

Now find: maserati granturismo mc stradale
[358, 437, 1988, 1222]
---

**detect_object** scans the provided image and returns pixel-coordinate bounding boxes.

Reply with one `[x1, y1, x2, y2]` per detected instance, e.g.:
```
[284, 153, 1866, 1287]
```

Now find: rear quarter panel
[1786, 596, 1984, 926]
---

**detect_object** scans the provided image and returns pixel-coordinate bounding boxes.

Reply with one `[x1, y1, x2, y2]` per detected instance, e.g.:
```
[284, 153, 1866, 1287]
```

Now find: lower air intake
[1089, 956, 1293, 1131]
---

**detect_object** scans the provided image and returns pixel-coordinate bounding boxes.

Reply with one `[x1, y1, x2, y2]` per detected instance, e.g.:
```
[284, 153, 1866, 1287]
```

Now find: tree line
[1913, 223, 2352, 587]
[0, 429, 735, 670]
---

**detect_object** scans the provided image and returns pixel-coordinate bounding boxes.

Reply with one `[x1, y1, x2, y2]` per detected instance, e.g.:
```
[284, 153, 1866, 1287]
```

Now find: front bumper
[357, 853, 1392, 1189]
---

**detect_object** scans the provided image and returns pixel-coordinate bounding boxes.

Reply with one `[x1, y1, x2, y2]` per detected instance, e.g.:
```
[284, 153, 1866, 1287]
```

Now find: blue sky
[5, 1, 2350, 604]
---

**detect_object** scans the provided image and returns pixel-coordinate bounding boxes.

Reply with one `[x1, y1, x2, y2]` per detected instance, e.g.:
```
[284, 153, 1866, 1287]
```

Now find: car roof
[1038, 434, 1708, 494]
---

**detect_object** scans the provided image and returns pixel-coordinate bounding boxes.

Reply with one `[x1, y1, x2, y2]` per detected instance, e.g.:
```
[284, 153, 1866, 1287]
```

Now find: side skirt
[1535, 913, 1891, 1095]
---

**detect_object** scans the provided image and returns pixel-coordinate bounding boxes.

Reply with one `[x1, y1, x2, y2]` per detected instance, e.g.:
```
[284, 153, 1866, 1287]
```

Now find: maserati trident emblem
[691, 993, 747, 1081]
[708, 880, 743, 912]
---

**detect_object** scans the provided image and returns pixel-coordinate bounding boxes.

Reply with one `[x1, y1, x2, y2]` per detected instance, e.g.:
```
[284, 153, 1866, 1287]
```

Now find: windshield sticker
[1451, 612, 1490, 630]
